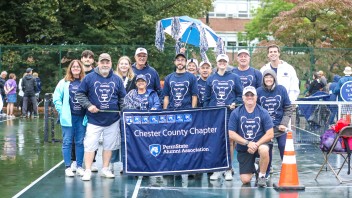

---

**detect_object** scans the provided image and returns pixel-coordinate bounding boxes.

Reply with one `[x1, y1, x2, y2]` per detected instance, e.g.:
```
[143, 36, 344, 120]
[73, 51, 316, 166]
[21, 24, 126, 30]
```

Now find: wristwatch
[245, 140, 249, 146]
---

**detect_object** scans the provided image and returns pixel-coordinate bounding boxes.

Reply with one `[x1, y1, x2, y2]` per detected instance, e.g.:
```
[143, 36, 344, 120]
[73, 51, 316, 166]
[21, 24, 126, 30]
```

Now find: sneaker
[109, 163, 114, 173]
[91, 162, 98, 172]
[82, 169, 92, 181]
[210, 172, 222, 180]
[71, 161, 77, 172]
[20, 115, 26, 118]
[224, 170, 233, 181]
[257, 176, 267, 187]
[101, 168, 115, 178]
[10, 115, 16, 118]
[33, 114, 39, 118]
[77, 167, 85, 176]
[65, 167, 75, 177]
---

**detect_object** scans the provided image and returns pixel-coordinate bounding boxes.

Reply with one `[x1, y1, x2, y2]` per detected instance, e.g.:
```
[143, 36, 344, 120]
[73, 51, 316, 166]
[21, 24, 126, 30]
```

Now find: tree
[269, 0, 352, 48]
[244, 0, 295, 41]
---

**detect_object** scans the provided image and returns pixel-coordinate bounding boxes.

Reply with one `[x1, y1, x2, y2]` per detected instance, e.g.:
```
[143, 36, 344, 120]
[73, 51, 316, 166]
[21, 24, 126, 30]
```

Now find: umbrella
[155, 16, 221, 61]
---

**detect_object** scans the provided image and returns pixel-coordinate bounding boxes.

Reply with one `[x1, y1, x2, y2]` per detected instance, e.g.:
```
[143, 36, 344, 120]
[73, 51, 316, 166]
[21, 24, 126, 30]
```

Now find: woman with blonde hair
[53, 60, 87, 177]
[115, 56, 136, 93]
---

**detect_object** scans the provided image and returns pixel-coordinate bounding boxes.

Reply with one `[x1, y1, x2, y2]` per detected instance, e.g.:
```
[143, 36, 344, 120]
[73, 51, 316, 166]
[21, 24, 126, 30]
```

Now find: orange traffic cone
[274, 131, 305, 191]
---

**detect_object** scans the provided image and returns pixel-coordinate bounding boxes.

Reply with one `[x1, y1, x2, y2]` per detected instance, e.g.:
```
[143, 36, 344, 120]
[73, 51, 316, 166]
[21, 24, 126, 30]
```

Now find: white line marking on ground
[132, 176, 143, 198]
[12, 160, 64, 198]
[294, 126, 320, 137]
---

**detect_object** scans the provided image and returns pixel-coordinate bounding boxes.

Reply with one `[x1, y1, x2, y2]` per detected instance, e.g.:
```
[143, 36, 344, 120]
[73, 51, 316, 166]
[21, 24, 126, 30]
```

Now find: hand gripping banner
[121, 107, 231, 175]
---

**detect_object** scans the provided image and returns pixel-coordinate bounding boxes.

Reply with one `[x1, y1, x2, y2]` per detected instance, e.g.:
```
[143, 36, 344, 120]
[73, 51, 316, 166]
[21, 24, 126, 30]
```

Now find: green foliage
[244, 0, 295, 41]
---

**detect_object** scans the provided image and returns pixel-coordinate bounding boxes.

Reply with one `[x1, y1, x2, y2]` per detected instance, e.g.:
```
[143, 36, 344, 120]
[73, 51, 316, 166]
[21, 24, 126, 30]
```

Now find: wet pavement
[2, 116, 352, 197]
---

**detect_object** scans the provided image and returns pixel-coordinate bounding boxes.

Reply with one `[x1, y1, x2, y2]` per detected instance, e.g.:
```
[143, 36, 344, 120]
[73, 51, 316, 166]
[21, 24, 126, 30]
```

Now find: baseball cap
[98, 53, 111, 62]
[242, 86, 257, 96]
[186, 58, 198, 67]
[216, 54, 229, 62]
[26, 68, 33, 73]
[175, 53, 186, 60]
[135, 48, 148, 56]
[136, 74, 147, 82]
[237, 49, 250, 56]
[199, 61, 212, 68]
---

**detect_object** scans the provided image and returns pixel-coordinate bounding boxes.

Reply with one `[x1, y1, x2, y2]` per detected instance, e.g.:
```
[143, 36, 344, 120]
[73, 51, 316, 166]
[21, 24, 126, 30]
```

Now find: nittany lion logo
[240, 116, 260, 140]
[69, 84, 81, 110]
[212, 80, 234, 105]
[260, 95, 281, 118]
[239, 75, 254, 87]
[149, 144, 161, 157]
[170, 81, 189, 107]
[94, 81, 115, 103]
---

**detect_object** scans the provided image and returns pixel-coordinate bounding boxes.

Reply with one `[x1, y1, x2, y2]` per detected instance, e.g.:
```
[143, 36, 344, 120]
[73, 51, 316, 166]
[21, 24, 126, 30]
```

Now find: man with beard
[76, 53, 126, 181]
[163, 53, 198, 109]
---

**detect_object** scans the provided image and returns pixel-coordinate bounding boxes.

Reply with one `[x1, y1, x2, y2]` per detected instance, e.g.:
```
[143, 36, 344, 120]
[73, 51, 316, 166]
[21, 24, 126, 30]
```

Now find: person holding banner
[53, 60, 86, 177]
[76, 53, 126, 181]
[204, 54, 243, 181]
[163, 53, 198, 109]
[228, 86, 274, 187]
[333, 66, 352, 101]
[256, 69, 293, 179]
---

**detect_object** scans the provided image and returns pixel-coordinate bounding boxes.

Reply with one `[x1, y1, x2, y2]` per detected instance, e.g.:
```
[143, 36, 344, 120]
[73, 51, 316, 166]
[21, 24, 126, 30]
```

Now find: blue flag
[121, 107, 231, 175]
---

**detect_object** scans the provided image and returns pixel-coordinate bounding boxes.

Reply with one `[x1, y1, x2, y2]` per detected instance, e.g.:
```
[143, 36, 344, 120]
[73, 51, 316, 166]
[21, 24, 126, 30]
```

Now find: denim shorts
[6, 94, 17, 103]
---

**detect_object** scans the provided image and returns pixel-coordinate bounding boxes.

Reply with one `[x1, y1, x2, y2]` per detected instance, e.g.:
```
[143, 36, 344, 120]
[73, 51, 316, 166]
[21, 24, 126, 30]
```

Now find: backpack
[320, 129, 345, 152]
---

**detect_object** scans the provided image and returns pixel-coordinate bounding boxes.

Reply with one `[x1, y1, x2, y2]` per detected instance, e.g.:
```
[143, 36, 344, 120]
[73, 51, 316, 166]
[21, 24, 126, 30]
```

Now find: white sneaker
[101, 168, 115, 178]
[77, 167, 85, 176]
[65, 167, 75, 177]
[224, 170, 233, 181]
[82, 169, 92, 181]
[91, 163, 98, 172]
[210, 172, 222, 180]
[70, 161, 77, 172]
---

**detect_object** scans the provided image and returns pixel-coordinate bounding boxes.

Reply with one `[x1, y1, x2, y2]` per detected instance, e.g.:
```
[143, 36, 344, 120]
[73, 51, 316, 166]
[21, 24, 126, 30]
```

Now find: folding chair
[315, 126, 352, 183]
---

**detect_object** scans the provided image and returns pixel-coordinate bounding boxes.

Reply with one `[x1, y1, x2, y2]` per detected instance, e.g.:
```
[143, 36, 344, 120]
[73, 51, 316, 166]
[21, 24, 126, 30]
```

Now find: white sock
[259, 172, 266, 178]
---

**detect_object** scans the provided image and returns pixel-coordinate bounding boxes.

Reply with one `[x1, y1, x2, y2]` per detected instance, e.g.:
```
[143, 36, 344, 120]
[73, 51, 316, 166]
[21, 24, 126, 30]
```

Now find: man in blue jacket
[76, 53, 126, 181]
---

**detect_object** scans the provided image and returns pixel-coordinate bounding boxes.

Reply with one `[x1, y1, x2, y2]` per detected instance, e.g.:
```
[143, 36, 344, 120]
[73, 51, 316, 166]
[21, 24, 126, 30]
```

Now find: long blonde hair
[115, 56, 134, 80]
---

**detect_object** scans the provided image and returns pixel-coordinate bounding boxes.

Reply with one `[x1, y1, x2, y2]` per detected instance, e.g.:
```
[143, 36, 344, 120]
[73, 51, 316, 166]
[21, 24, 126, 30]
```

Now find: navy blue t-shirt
[132, 63, 161, 92]
[228, 104, 274, 152]
[270, 65, 278, 74]
[69, 79, 85, 116]
[162, 72, 198, 109]
[203, 71, 243, 107]
[232, 67, 262, 88]
[77, 70, 126, 126]
[197, 77, 207, 107]
[256, 85, 291, 126]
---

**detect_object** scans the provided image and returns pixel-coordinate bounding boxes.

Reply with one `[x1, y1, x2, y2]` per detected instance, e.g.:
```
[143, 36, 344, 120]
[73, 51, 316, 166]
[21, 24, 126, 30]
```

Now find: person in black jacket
[21, 68, 38, 118]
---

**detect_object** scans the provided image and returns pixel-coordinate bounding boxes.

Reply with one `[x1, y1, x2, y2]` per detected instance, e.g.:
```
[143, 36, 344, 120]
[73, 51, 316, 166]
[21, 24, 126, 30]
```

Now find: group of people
[0, 69, 41, 118]
[52, 45, 300, 187]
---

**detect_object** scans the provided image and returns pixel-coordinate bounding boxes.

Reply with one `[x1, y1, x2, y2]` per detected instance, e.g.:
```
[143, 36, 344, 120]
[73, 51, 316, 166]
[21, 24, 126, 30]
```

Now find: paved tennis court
[2, 116, 352, 198]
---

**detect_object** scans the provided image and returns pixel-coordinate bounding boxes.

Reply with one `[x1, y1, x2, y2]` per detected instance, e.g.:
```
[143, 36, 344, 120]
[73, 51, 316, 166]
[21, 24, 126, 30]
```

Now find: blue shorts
[6, 94, 17, 103]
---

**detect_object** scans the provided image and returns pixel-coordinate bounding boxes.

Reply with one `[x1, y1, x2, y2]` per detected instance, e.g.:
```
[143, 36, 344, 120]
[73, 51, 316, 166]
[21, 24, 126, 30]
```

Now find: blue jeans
[266, 133, 287, 176]
[61, 115, 86, 167]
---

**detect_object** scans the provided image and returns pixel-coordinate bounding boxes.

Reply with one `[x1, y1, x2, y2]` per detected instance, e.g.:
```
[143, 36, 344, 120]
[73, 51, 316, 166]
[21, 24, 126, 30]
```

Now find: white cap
[135, 48, 148, 56]
[237, 49, 250, 56]
[186, 58, 199, 67]
[199, 61, 212, 68]
[242, 86, 257, 96]
[216, 54, 229, 62]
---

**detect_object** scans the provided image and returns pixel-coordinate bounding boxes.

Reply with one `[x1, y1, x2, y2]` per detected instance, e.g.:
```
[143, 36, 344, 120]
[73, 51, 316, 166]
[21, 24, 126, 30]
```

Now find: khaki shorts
[84, 120, 120, 152]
